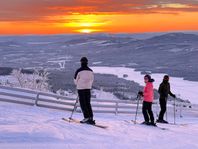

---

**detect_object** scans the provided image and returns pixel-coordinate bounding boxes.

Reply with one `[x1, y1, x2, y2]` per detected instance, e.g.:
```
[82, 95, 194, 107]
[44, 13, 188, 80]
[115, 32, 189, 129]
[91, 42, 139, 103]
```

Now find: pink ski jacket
[143, 82, 154, 102]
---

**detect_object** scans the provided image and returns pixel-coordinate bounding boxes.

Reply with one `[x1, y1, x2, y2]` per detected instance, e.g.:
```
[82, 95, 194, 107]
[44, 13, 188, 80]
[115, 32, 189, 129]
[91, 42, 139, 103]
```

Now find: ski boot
[141, 121, 150, 125]
[87, 117, 95, 125]
[80, 118, 90, 123]
[149, 121, 157, 126]
[156, 119, 168, 124]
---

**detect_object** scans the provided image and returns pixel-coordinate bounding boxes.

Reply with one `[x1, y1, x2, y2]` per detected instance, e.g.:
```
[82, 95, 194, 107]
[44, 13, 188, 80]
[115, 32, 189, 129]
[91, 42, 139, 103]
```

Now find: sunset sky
[0, 0, 198, 34]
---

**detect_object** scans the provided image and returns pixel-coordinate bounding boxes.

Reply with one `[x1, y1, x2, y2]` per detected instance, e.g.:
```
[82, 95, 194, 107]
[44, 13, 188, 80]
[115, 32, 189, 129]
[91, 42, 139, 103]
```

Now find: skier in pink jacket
[138, 74, 156, 126]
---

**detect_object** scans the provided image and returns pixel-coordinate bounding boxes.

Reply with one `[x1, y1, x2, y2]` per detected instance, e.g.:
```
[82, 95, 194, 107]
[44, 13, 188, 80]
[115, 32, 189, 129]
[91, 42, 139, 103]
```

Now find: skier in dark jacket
[74, 57, 95, 124]
[156, 75, 176, 123]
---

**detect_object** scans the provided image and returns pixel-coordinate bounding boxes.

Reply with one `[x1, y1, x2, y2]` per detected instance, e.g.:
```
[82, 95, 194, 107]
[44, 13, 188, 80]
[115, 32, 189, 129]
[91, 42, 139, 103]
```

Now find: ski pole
[165, 97, 168, 121]
[134, 94, 140, 124]
[174, 96, 176, 124]
[156, 100, 159, 118]
[178, 94, 183, 118]
[69, 95, 79, 121]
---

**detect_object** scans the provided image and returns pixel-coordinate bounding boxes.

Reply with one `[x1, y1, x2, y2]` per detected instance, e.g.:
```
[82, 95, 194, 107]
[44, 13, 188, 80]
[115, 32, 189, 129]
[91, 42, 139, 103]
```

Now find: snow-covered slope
[0, 101, 198, 149]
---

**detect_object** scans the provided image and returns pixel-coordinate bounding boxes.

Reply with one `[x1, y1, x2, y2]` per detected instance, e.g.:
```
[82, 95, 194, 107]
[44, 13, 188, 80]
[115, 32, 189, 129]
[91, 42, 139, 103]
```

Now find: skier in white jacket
[74, 57, 95, 124]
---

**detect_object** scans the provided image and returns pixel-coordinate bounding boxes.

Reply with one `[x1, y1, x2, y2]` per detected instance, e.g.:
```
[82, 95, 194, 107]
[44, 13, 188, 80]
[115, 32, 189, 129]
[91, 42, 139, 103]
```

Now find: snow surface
[0, 66, 198, 148]
[91, 66, 198, 104]
[56, 88, 118, 100]
[0, 76, 17, 85]
[0, 101, 198, 149]
[27, 42, 54, 45]
[92, 89, 119, 100]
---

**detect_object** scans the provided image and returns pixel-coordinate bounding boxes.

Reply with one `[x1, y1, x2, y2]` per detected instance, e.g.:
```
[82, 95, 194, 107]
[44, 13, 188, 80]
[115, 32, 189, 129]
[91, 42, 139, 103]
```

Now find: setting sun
[77, 29, 99, 33]
[0, 1, 198, 34]
[61, 14, 107, 33]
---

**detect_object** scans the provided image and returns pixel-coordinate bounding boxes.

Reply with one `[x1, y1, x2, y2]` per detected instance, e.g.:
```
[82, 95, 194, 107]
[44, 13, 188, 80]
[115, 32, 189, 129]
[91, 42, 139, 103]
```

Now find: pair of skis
[62, 97, 107, 129]
[131, 94, 186, 130]
[62, 117, 108, 129]
[63, 94, 184, 130]
[157, 121, 188, 126]
[124, 120, 168, 130]
[131, 94, 168, 130]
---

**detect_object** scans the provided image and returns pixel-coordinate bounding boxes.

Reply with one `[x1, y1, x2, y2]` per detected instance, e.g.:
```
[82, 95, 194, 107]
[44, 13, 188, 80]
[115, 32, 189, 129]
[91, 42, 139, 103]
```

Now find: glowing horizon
[0, 1, 198, 34]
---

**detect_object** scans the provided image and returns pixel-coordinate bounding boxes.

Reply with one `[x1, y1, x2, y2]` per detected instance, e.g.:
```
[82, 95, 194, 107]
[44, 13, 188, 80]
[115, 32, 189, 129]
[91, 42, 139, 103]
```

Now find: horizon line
[0, 30, 198, 36]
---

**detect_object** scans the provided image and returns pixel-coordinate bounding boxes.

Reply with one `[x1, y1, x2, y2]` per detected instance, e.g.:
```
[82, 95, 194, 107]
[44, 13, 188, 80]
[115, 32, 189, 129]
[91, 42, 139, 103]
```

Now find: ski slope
[0, 102, 198, 149]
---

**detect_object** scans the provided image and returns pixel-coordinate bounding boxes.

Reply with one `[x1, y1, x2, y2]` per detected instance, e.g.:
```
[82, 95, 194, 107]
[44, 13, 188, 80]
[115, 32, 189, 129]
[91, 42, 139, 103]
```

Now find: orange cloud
[0, 0, 198, 34]
[1, 0, 198, 21]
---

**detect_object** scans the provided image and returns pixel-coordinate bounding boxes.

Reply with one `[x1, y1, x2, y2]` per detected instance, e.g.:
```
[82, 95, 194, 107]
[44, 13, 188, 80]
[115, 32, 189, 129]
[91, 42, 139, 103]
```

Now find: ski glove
[138, 91, 143, 96]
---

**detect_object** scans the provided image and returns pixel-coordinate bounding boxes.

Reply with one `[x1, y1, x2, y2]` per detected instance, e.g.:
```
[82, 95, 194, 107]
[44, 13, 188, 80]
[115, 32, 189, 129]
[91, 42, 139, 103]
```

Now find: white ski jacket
[74, 66, 94, 90]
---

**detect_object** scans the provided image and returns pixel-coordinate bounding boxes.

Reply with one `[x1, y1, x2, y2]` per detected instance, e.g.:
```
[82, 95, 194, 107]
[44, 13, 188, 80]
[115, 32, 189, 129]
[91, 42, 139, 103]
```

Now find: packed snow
[91, 66, 198, 104]
[92, 89, 119, 100]
[0, 66, 198, 149]
[27, 42, 54, 45]
[0, 101, 198, 149]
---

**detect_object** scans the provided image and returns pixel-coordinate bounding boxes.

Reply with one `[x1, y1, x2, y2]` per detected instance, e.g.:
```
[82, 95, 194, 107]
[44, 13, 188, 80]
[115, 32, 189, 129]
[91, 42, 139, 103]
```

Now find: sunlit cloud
[63, 15, 108, 27]
[53, 14, 110, 33]
[161, 3, 192, 8]
[1, 0, 198, 22]
[0, 0, 198, 34]
[65, 22, 106, 27]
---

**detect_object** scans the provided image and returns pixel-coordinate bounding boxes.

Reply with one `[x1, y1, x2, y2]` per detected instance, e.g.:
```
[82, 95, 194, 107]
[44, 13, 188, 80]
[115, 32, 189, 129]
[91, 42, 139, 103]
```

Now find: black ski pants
[142, 101, 154, 123]
[78, 89, 93, 119]
[158, 96, 167, 120]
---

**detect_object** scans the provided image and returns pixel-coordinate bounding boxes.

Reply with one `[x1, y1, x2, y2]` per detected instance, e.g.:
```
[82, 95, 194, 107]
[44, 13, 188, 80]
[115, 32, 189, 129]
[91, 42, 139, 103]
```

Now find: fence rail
[0, 85, 195, 116]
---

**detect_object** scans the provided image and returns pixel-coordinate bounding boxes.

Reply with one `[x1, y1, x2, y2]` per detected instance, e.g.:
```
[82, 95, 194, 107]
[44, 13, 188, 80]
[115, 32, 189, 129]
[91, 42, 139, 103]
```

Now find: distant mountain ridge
[146, 33, 198, 43]
[0, 32, 198, 81]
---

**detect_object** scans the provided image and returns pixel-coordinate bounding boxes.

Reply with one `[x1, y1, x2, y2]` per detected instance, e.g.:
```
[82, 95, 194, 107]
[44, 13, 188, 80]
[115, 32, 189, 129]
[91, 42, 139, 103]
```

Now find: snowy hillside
[0, 101, 198, 149]
[0, 32, 198, 81]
